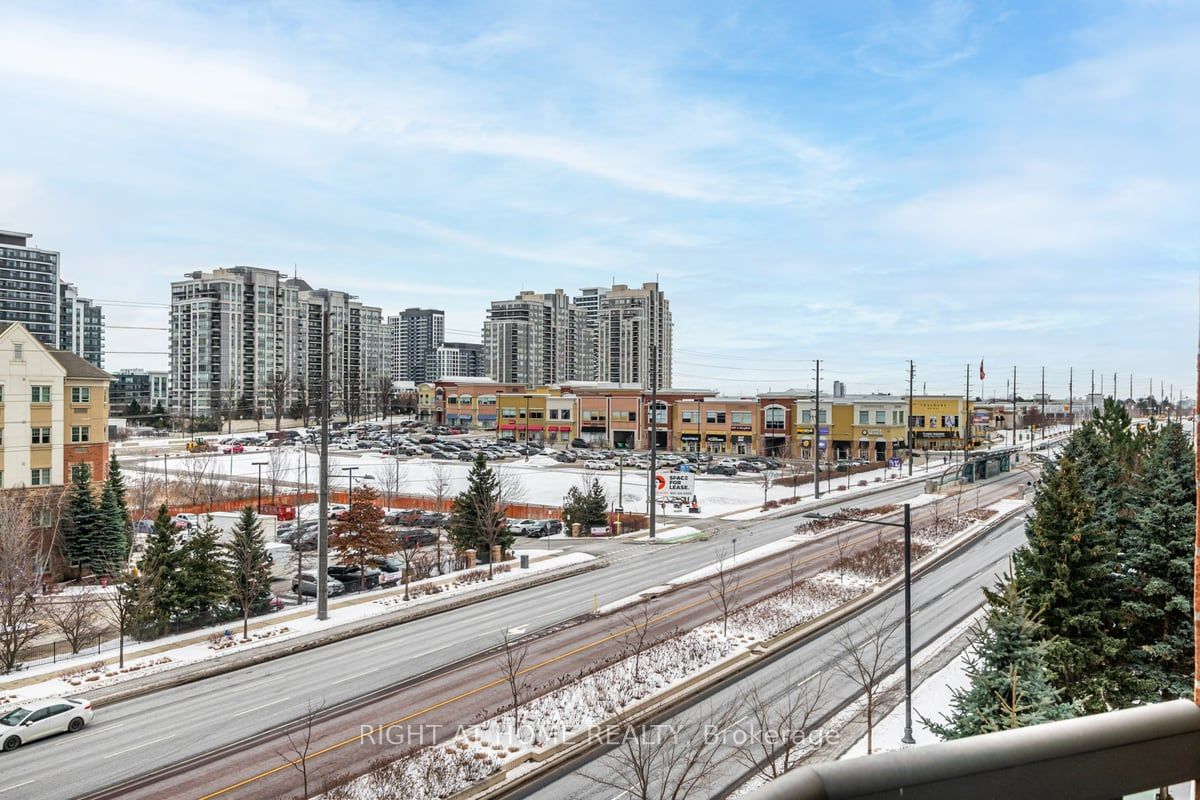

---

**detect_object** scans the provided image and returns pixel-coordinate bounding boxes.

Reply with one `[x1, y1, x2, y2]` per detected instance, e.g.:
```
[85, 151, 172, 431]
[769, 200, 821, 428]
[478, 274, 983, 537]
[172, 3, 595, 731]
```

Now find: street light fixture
[804, 502, 915, 745]
[252, 461, 267, 513]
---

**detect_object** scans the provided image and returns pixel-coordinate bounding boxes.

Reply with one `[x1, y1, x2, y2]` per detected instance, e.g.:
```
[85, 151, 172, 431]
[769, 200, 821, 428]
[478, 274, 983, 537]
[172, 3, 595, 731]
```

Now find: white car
[0, 697, 93, 752]
[585, 459, 615, 471]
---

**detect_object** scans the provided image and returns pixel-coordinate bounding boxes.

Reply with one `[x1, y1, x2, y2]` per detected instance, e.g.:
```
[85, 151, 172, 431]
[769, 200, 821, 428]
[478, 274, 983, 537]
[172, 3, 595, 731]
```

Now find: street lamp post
[805, 503, 915, 745]
[252, 461, 267, 513]
[343, 466, 359, 506]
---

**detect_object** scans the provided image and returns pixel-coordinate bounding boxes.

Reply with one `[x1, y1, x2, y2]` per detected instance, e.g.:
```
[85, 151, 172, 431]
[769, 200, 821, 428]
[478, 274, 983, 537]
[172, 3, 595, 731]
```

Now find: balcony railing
[743, 700, 1200, 800]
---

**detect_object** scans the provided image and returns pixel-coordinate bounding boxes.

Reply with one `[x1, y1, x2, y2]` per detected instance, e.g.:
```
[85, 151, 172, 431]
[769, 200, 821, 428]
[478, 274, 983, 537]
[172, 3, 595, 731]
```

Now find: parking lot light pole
[804, 503, 915, 745]
[343, 466, 359, 506]
[252, 461, 267, 513]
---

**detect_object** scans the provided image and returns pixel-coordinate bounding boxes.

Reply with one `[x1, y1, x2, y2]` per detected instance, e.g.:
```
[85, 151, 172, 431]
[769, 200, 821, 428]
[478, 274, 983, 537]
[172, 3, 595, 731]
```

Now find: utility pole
[1040, 366, 1045, 441]
[813, 359, 822, 499]
[317, 297, 331, 621]
[964, 363, 971, 457]
[1069, 367, 1074, 432]
[907, 360, 915, 475]
[1012, 366, 1017, 447]
[649, 341, 657, 540]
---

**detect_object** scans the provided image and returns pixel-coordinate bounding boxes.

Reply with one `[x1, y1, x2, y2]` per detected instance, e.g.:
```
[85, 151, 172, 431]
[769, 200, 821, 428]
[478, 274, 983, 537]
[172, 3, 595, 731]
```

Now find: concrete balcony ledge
[744, 699, 1200, 800]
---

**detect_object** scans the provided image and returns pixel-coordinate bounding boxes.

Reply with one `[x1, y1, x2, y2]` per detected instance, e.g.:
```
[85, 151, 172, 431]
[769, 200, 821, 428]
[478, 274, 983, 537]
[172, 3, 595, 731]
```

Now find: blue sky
[1, 1, 1196, 399]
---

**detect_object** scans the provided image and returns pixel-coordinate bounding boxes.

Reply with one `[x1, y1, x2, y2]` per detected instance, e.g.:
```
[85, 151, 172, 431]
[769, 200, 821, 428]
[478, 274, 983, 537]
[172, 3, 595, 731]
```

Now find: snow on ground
[0, 552, 594, 706]
[666, 535, 807, 586]
[637, 525, 701, 542]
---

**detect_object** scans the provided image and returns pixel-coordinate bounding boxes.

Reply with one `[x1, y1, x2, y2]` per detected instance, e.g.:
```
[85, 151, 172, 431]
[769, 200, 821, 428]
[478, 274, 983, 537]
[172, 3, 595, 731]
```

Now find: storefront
[731, 434, 752, 455]
[680, 432, 701, 452]
[704, 433, 727, 454]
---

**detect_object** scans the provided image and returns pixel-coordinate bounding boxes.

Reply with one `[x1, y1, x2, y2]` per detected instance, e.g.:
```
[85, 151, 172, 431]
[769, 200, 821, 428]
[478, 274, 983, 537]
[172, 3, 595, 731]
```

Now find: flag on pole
[979, 359, 986, 381]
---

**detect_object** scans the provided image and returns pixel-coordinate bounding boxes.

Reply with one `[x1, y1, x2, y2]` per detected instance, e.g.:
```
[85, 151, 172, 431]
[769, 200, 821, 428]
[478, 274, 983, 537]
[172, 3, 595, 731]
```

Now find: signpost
[655, 470, 695, 502]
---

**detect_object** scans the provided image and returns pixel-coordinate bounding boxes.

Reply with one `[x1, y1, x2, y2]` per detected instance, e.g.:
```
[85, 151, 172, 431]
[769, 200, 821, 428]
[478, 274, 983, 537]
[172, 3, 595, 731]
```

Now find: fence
[167, 491, 569, 522]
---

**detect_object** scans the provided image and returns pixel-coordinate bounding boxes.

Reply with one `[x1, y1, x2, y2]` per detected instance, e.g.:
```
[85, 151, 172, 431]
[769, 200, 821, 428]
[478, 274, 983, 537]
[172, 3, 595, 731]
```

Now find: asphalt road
[513, 514, 1032, 800]
[0, 472, 1031, 800]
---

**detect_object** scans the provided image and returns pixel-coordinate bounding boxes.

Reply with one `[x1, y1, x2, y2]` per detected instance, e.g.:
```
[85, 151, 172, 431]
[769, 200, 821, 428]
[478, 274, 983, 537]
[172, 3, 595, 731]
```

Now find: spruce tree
[1014, 455, 1124, 712]
[137, 504, 182, 637]
[177, 517, 231, 626]
[63, 464, 99, 572]
[927, 576, 1072, 739]
[224, 506, 271, 639]
[1120, 422, 1195, 701]
[449, 455, 504, 555]
[105, 454, 133, 558]
[583, 478, 608, 527]
[95, 482, 130, 577]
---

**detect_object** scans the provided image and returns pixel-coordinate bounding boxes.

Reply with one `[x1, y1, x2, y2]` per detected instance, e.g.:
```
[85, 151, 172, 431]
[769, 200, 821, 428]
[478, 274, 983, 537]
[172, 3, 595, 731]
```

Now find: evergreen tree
[105, 454, 133, 558]
[562, 479, 608, 531]
[448, 455, 506, 555]
[63, 464, 99, 571]
[1014, 455, 1124, 712]
[224, 506, 271, 639]
[1120, 422, 1196, 701]
[177, 517, 231, 626]
[151, 400, 168, 429]
[584, 479, 609, 527]
[95, 482, 129, 576]
[927, 576, 1072, 739]
[137, 504, 182, 637]
[126, 398, 143, 420]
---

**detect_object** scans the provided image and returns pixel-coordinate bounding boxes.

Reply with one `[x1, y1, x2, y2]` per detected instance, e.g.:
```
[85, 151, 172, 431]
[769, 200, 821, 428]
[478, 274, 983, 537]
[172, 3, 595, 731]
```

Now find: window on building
[71, 386, 91, 404]
[818, 410, 827, 424]
[70, 463, 89, 481]
[501, 407, 516, 418]
[71, 426, 90, 442]
[560, 408, 571, 420]
[681, 410, 698, 424]
[858, 410, 869, 424]
[651, 402, 668, 424]
[801, 409, 812, 423]
[31, 468, 51, 486]
[447, 395, 458, 405]
[549, 409, 560, 420]
[705, 410, 726, 424]
[876, 410, 886, 424]
[0, 385, 4, 403]
[911, 415, 925, 428]
[459, 394, 472, 404]
[12, 342, 22, 361]
[529, 410, 544, 420]
[31, 385, 51, 404]
[477, 395, 496, 406]
[764, 407, 785, 430]
[731, 411, 752, 426]
[31, 427, 51, 444]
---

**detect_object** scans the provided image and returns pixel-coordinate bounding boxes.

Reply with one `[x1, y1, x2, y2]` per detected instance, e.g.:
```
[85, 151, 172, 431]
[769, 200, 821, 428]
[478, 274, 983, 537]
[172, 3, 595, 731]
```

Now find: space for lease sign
[655, 471, 695, 500]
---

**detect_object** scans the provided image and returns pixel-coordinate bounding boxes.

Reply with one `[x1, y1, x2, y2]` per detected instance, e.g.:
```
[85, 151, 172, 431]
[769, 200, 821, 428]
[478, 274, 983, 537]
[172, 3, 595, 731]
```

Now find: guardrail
[741, 699, 1200, 800]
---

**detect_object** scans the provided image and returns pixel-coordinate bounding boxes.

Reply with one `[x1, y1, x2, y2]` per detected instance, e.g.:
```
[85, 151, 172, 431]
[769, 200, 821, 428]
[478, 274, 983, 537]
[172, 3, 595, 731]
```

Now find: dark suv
[325, 565, 382, 592]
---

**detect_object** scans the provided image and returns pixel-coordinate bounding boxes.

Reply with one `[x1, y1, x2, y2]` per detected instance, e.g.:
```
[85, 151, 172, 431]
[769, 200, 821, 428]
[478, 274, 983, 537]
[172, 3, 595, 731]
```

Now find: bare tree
[293, 375, 311, 427]
[132, 466, 158, 523]
[619, 600, 657, 684]
[832, 528, 850, 587]
[706, 548, 741, 637]
[584, 703, 738, 800]
[379, 457, 407, 512]
[277, 698, 326, 800]
[496, 627, 530, 734]
[0, 492, 51, 673]
[787, 547, 803, 598]
[102, 569, 150, 668]
[731, 671, 829, 780]
[268, 445, 289, 501]
[263, 370, 290, 432]
[426, 463, 453, 575]
[374, 376, 394, 426]
[42, 590, 103, 655]
[479, 469, 528, 578]
[397, 531, 421, 601]
[179, 453, 216, 506]
[835, 612, 900, 755]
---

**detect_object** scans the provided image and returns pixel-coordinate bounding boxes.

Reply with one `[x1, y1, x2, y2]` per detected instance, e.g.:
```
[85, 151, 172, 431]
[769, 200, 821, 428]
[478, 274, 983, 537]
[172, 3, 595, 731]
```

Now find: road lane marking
[231, 697, 291, 717]
[104, 734, 175, 759]
[200, 484, 1028, 799]
[0, 781, 34, 795]
[331, 668, 380, 686]
[53, 722, 124, 744]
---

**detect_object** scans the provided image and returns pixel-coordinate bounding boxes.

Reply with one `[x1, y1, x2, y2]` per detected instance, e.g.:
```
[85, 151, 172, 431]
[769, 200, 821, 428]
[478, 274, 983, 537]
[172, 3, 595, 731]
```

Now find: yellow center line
[198, 487, 1014, 798]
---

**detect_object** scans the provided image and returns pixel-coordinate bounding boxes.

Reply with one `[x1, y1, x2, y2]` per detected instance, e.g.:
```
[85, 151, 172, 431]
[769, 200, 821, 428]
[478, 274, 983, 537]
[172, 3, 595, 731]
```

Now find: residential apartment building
[595, 282, 671, 389]
[432, 342, 485, 379]
[0, 230, 61, 349]
[572, 287, 608, 380]
[59, 281, 105, 368]
[169, 267, 386, 423]
[386, 308, 444, 383]
[110, 369, 169, 415]
[0, 322, 111, 491]
[483, 290, 585, 386]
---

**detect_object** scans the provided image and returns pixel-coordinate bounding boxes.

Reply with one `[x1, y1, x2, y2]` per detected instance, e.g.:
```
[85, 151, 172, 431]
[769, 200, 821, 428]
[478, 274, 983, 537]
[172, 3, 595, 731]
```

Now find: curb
[469, 501, 1029, 799]
[81, 558, 607, 708]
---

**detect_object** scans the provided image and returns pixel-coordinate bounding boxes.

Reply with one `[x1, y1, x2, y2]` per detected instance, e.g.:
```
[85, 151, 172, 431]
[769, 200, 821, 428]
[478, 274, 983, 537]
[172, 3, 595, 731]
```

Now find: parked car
[525, 519, 563, 538]
[585, 459, 615, 471]
[293, 571, 345, 597]
[707, 464, 738, 476]
[416, 512, 446, 528]
[736, 460, 763, 472]
[370, 555, 404, 573]
[554, 452, 577, 463]
[508, 519, 541, 535]
[221, 443, 245, 454]
[570, 438, 589, 449]
[395, 528, 439, 547]
[326, 565, 382, 592]
[0, 698, 94, 752]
